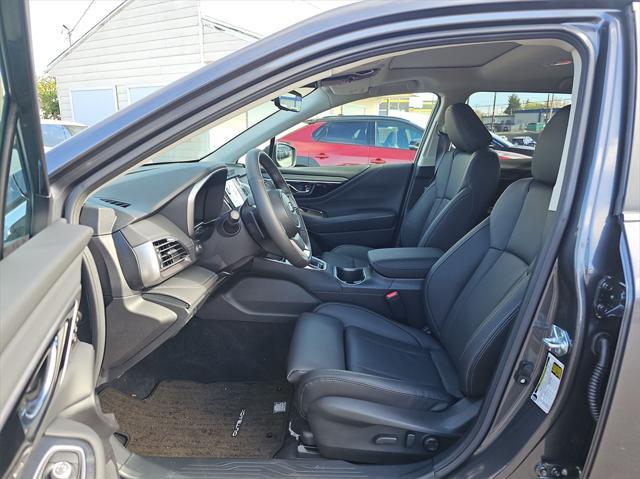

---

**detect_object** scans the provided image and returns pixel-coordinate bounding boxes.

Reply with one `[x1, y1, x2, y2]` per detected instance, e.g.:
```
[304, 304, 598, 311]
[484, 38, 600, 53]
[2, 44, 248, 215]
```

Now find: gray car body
[5, 0, 636, 478]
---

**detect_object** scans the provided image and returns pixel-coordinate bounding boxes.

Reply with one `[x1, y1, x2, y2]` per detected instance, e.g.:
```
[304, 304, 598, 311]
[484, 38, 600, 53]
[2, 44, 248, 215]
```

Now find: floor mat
[100, 380, 292, 458]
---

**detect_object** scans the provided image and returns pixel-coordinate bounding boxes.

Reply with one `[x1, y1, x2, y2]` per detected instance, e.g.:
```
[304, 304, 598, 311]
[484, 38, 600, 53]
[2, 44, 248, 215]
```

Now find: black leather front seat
[323, 103, 500, 268]
[288, 106, 571, 463]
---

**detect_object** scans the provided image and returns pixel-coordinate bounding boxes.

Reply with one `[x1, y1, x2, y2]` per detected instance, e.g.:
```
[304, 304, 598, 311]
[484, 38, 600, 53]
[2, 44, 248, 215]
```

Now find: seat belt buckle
[385, 291, 406, 322]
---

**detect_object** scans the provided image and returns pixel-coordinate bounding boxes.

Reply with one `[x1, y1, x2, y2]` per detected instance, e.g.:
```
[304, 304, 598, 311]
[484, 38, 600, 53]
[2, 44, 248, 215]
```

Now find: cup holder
[335, 266, 366, 285]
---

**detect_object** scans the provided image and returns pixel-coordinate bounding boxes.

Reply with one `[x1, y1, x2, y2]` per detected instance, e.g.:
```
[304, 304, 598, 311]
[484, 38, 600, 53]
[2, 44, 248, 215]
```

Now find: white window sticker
[531, 353, 564, 413]
[273, 401, 287, 414]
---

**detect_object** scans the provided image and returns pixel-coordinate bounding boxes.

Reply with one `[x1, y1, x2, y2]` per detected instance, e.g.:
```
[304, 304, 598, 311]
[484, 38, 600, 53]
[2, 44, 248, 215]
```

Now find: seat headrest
[444, 103, 491, 153]
[532, 105, 571, 185]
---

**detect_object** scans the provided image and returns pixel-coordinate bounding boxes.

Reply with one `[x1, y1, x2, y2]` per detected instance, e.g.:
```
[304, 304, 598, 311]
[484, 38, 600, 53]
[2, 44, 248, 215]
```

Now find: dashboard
[82, 162, 254, 289]
[81, 161, 255, 377]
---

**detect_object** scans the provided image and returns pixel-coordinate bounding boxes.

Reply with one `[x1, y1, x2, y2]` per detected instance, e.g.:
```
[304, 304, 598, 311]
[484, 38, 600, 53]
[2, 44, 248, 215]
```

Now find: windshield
[145, 87, 314, 165]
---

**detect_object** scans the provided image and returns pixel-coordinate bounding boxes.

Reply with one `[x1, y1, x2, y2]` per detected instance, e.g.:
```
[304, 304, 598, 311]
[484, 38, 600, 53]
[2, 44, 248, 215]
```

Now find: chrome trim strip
[186, 169, 223, 237]
[19, 336, 60, 429]
[132, 240, 162, 288]
[57, 299, 79, 387]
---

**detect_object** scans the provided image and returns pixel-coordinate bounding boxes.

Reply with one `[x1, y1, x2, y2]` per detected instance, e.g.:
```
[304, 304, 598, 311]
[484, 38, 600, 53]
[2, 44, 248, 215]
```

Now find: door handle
[371, 158, 386, 164]
[315, 153, 328, 159]
[289, 182, 314, 195]
[18, 300, 78, 434]
[19, 336, 60, 429]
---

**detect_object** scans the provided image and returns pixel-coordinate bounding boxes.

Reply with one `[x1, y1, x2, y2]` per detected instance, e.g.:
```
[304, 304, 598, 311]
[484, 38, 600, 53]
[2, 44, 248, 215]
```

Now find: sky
[28, 0, 355, 74]
[26, 0, 571, 113]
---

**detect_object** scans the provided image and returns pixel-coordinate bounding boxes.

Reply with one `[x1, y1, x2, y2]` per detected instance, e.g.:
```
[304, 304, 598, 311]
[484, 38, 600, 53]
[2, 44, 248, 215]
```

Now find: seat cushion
[287, 303, 461, 417]
[321, 244, 372, 268]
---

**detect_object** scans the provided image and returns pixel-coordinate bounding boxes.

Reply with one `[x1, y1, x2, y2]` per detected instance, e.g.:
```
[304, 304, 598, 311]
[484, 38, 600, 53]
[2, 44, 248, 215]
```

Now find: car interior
[70, 38, 578, 471]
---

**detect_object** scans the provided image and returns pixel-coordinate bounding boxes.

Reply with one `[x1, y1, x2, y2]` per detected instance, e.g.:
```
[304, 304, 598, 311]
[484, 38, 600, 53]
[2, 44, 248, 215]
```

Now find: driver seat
[287, 106, 571, 463]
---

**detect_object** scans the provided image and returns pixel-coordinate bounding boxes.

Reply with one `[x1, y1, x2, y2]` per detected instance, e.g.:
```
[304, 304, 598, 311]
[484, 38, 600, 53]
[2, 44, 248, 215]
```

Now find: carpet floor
[100, 380, 292, 458]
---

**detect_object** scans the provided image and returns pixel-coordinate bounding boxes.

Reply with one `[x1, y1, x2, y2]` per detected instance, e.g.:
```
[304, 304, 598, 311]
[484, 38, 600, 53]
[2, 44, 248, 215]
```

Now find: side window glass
[375, 122, 415, 150]
[3, 134, 32, 254]
[276, 93, 437, 167]
[375, 121, 400, 148]
[322, 121, 369, 145]
[41, 124, 69, 149]
[408, 126, 423, 143]
[467, 91, 572, 149]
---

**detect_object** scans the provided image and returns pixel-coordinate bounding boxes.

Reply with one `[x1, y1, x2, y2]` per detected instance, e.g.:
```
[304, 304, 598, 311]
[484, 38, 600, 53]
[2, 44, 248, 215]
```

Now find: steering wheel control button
[373, 435, 398, 445]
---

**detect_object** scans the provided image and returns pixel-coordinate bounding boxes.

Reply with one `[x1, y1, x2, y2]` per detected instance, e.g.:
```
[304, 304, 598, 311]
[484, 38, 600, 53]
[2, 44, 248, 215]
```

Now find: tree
[37, 76, 60, 119]
[522, 101, 547, 110]
[504, 93, 521, 115]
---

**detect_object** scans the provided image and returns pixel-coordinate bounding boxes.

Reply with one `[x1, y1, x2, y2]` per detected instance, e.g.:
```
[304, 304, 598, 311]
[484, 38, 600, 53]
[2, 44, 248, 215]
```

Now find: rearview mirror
[409, 140, 420, 151]
[275, 142, 297, 168]
[274, 92, 302, 112]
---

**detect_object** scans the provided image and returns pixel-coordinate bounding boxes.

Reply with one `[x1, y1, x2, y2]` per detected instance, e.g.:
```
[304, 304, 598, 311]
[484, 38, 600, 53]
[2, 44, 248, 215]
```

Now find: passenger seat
[323, 103, 500, 268]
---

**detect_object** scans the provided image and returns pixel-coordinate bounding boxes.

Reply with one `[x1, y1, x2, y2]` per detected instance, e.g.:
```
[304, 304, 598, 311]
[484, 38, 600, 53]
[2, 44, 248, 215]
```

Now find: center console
[237, 247, 444, 328]
[335, 266, 368, 285]
[367, 247, 444, 279]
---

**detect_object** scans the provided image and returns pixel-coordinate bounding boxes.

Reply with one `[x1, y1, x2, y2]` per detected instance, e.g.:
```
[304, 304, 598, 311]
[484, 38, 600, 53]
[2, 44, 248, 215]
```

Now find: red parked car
[279, 115, 423, 166]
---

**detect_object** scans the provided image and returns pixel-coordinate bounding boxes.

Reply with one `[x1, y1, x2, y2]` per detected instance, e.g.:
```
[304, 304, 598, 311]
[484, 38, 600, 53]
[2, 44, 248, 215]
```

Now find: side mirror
[275, 142, 297, 168]
[408, 140, 420, 151]
[274, 92, 302, 112]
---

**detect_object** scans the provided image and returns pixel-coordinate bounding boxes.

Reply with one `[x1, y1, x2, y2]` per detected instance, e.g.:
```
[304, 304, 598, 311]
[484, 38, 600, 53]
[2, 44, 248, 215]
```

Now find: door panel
[282, 163, 412, 251]
[0, 1, 113, 477]
[0, 221, 96, 478]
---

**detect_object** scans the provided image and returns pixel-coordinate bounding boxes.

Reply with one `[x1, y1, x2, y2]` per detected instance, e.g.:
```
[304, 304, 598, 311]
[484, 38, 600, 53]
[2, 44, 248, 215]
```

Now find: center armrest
[367, 247, 444, 279]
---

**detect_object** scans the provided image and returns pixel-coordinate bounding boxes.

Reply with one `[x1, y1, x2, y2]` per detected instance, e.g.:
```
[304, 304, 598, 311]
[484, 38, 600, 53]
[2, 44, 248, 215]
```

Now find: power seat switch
[373, 435, 398, 445]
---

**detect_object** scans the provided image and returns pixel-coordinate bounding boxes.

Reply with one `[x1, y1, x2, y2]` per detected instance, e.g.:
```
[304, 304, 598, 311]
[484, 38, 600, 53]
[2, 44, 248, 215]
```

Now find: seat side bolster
[464, 147, 500, 220]
[418, 187, 473, 250]
[287, 313, 346, 383]
[399, 180, 438, 248]
[424, 219, 491, 336]
[295, 369, 454, 418]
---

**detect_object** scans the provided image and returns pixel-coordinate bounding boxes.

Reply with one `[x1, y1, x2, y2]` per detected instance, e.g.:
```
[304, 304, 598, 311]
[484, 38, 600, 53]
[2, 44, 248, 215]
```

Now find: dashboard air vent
[153, 238, 188, 271]
[100, 198, 131, 208]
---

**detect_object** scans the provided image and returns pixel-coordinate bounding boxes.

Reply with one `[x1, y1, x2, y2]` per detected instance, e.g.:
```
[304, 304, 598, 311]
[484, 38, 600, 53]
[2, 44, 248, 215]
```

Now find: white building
[47, 0, 259, 126]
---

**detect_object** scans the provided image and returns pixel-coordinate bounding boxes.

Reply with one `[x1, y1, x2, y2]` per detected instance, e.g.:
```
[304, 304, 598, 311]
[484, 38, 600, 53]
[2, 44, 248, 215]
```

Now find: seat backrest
[399, 103, 500, 251]
[424, 106, 571, 397]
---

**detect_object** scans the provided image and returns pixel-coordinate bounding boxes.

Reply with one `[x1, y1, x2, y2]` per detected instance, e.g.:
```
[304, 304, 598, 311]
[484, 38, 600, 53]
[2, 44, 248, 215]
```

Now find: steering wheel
[245, 149, 312, 267]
